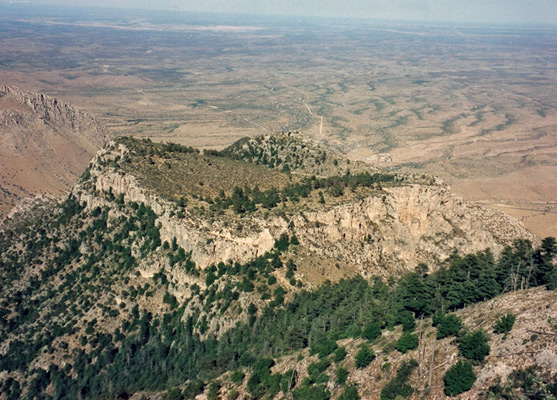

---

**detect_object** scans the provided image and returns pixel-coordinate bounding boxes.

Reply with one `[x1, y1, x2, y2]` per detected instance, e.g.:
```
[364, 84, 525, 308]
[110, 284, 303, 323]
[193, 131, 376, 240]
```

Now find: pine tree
[458, 330, 490, 362]
[444, 360, 476, 396]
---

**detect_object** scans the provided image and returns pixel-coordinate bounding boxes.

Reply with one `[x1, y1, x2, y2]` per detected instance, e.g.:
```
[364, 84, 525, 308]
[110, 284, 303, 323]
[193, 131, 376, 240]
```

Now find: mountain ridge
[0, 85, 110, 218]
[70, 135, 537, 275]
[0, 132, 554, 400]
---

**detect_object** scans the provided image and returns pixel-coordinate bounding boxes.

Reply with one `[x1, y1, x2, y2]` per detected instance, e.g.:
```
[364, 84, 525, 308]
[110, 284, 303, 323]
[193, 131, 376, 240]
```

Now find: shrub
[165, 387, 183, 400]
[346, 324, 362, 338]
[336, 367, 348, 385]
[458, 330, 490, 362]
[308, 358, 330, 384]
[207, 381, 221, 400]
[230, 370, 245, 385]
[547, 269, 557, 290]
[227, 388, 238, 400]
[310, 338, 337, 358]
[183, 379, 204, 399]
[396, 310, 416, 332]
[281, 370, 296, 393]
[333, 346, 347, 363]
[239, 352, 255, 367]
[274, 233, 290, 251]
[395, 332, 419, 353]
[436, 314, 463, 339]
[292, 384, 330, 400]
[362, 322, 382, 342]
[380, 359, 418, 400]
[247, 358, 275, 397]
[355, 345, 375, 368]
[444, 360, 476, 396]
[494, 313, 516, 335]
[338, 384, 360, 400]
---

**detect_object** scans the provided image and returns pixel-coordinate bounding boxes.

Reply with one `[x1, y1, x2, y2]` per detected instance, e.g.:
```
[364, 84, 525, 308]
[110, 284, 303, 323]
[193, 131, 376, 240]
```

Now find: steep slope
[204, 286, 557, 400]
[0, 134, 553, 400]
[0, 85, 110, 218]
[73, 135, 536, 276]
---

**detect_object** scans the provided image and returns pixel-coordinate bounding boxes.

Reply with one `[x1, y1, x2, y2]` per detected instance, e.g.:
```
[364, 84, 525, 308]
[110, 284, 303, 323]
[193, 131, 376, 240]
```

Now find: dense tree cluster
[394, 238, 557, 316]
[206, 171, 395, 214]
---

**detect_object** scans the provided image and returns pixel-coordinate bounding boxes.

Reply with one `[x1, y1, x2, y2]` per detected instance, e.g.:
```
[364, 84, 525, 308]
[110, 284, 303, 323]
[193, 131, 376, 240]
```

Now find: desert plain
[0, 4, 556, 237]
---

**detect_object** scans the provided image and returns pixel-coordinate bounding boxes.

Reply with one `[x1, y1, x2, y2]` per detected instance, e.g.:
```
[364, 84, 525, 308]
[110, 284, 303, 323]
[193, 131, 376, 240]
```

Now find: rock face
[292, 184, 537, 275]
[73, 143, 287, 270]
[0, 85, 110, 218]
[72, 139, 536, 276]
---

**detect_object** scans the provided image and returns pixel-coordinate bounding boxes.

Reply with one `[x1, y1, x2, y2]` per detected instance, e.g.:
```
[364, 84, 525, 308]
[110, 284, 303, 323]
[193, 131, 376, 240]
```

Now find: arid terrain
[0, 85, 109, 216]
[0, 4, 555, 236]
[1, 134, 554, 400]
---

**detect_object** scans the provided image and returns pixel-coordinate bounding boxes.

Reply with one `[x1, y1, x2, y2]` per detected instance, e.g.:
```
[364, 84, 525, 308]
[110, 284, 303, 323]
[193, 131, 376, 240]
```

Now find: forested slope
[0, 135, 554, 400]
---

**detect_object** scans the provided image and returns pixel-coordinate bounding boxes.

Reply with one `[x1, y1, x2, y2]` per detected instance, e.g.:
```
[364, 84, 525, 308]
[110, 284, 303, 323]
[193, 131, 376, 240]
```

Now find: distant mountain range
[0, 85, 110, 218]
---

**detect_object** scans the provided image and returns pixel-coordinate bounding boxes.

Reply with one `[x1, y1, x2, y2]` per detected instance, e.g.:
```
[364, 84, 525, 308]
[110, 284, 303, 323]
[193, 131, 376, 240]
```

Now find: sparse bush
[458, 330, 490, 362]
[355, 345, 374, 368]
[494, 313, 516, 335]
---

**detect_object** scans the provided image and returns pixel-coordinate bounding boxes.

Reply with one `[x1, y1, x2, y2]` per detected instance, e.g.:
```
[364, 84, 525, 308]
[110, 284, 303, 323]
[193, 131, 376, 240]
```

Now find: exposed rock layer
[0, 85, 110, 218]
[73, 139, 536, 275]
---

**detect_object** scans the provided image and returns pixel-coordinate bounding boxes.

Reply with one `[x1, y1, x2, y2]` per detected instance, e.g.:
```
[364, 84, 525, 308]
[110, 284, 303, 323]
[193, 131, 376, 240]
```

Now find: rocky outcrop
[0, 85, 110, 218]
[73, 143, 286, 269]
[292, 185, 537, 275]
[73, 139, 537, 275]
[0, 85, 110, 149]
[220, 131, 372, 177]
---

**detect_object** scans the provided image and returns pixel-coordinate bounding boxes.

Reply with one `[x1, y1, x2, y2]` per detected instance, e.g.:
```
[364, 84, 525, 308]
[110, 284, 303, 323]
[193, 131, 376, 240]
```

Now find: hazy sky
[16, 0, 557, 24]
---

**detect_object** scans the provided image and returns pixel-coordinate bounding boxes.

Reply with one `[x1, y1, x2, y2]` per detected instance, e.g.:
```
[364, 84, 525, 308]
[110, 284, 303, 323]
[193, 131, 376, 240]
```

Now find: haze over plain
[14, 0, 557, 24]
[1, 2, 557, 399]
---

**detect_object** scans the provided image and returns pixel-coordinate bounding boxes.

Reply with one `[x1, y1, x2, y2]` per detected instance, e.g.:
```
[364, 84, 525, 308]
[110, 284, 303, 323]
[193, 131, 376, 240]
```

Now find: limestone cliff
[72, 136, 536, 276]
